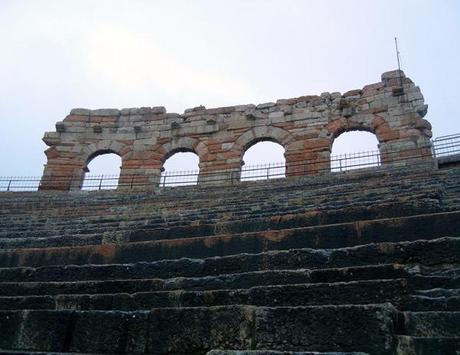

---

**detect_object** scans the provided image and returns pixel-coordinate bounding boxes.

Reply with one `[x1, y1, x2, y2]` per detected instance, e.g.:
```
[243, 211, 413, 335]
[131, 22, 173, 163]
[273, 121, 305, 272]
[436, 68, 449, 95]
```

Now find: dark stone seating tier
[0, 165, 459, 354]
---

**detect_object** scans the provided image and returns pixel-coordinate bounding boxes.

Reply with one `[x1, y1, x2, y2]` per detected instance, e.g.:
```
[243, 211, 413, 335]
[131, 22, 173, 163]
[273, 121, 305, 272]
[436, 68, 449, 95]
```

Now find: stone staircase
[0, 166, 459, 354]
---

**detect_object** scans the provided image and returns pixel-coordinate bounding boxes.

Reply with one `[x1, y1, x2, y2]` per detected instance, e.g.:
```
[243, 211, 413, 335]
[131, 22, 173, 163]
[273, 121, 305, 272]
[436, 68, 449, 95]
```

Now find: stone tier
[0, 166, 458, 354]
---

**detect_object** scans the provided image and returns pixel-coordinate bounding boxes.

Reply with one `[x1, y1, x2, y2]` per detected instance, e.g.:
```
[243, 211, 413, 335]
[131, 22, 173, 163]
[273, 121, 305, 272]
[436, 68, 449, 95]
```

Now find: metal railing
[160, 169, 199, 187]
[0, 176, 41, 192]
[81, 174, 122, 191]
[1, 134, 459, 192]
[241, 162, 286, 181]
[432, 133, 460, 158]
[156, 162, 287, 187]
[331, 150, 381, 172]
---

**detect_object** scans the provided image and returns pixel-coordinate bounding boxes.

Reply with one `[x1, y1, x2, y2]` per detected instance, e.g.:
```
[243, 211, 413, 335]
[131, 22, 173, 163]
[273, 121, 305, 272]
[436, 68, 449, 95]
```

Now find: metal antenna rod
[395, 37, 401, 71]
[394, 37, 403, 87]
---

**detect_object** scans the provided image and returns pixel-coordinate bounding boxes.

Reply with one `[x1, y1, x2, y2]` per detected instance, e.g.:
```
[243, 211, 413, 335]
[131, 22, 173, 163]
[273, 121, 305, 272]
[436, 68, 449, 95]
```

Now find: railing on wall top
[432, 133, 460, 158]
[1, 134, 459, 192]
[330, 150, 381, 172]
[240, 162, 286, 182]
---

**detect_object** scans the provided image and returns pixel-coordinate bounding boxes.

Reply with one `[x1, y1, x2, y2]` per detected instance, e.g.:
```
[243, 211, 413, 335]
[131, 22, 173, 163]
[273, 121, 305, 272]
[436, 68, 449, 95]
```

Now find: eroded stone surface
[0, 305, 397, 354]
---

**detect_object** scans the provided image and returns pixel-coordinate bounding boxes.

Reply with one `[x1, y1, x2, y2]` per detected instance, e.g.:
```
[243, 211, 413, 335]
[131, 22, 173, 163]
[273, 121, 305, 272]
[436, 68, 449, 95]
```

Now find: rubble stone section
[41, 69, 432, 190]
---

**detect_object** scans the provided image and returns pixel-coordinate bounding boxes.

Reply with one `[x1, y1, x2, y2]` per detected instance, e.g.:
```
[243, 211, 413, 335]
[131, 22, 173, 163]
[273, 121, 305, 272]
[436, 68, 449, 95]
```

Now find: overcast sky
[1, 0, 459, 177]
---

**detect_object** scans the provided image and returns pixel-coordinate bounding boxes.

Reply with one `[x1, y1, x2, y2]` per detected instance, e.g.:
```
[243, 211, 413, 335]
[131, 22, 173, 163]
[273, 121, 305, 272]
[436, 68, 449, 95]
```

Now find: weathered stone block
[70, 108, 92, 115]
[253, 305, 397, 354]
[91, 108, 120, 117]
[256, 102, 276, 109]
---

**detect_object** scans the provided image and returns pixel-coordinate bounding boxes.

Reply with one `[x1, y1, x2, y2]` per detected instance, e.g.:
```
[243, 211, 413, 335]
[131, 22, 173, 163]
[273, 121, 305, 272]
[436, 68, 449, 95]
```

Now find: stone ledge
[0, 304, 397, 354]
[207, 351, 368, 354]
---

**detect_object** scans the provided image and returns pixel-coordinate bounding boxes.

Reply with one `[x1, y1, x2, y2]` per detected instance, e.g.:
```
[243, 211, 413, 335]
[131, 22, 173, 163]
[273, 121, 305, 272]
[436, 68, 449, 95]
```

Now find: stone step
[0, 265, 457, 298]
[1, 279, 456, 313]
[0, 212, 458, 268]
[0, 279, 410, 311]
[0, 237, 458, 283]
[415, 288, 460, 297]
[206, 351, 368, 355]
[0, 352, 103, 355]
[396, 335, 460, 355]
[3, 174, 450, 218]
[1, 198, 446, 242]
[0, 186, 444, 241]
[2, 208, 457, 251]
[0, 170, 446, 227]
[0, 198, 448, 251]
[0, 263, 410, 296]
[2, 196, 453, 246]
[0, 304, 398, 354]
[401, 311, 460, 337]
[0, 351, 369, 355]
[0, 165, 441, 207]
[413, 264, 460, 278]
[0, 234, 103, 249]
[402, 295, 460, 312]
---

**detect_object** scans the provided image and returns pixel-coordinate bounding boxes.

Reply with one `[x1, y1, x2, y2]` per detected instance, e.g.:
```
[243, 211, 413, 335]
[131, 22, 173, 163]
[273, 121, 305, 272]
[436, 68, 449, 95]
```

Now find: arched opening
[82, 151, 122, 190]
[160, 150, 200, 187]
[330, 131, 380, 172]
[241, 140, 286, 181]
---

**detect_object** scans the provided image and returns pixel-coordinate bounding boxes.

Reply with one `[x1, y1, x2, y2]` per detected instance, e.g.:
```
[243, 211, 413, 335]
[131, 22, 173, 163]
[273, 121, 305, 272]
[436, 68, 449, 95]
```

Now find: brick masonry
[40, 70, 432, 190]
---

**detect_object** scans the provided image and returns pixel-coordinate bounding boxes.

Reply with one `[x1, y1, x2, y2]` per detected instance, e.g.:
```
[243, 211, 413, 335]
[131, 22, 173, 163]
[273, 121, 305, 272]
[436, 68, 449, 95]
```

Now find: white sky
[0, 0, 459, 177]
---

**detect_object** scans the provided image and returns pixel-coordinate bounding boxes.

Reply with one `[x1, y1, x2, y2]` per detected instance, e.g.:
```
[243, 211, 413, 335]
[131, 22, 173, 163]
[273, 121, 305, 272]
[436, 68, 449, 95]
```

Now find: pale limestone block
[268, 111, 284, 120]
[234, 104, 255, 112]
[228, 118, 252, 130]
[256, 102, 276, 109]
[70, 108, 91, 115]
[109, 141, 125, 153]
[222, 143, 233, 151]
[196, 125, 219, 134]
[91, 109, 120, 116]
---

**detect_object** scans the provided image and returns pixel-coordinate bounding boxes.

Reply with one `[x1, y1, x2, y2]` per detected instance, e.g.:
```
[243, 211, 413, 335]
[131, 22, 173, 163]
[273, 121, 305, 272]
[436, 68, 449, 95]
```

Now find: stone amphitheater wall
[40, 70, 432, 190]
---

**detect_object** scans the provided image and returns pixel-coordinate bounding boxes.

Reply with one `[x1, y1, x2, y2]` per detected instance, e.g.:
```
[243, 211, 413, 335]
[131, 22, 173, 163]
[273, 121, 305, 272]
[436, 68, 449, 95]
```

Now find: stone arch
[158, 137, 207, 166]
[160, 150, 200, 187]
[330, 131, 381, 172]
[233, 126, 295, 159]
[84, 149, 122, 173]
[154, 137, 210, 186]
[81, 140, 125, 171]
[327, 115, 399, 150]
[327, 115, 401, 169]
[50, 141, 125, 190]
[240, 140, 286, 181]
[82, 150, 122, 190]
[230, 126, 296, 178]
[241, 137, 285, 158]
